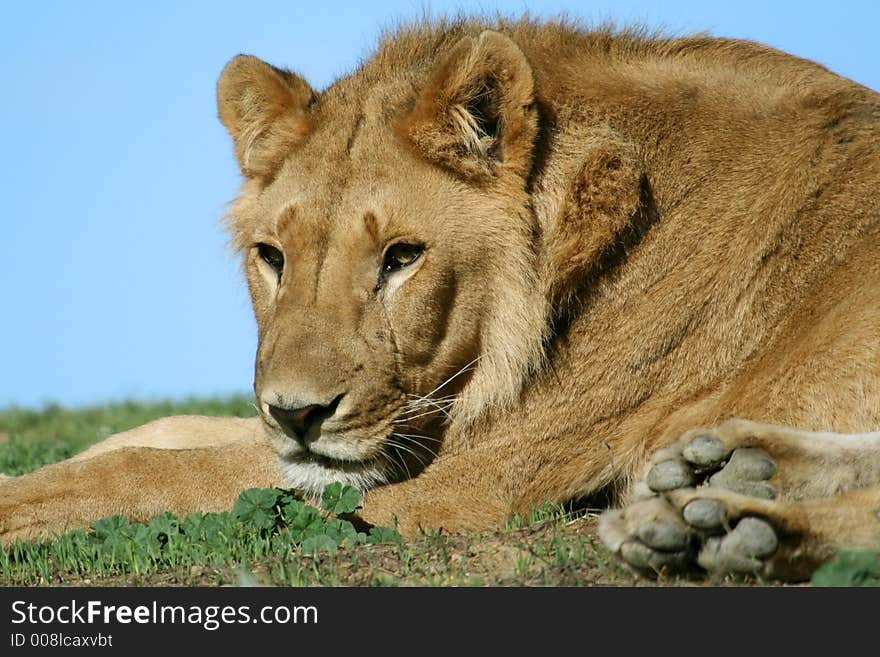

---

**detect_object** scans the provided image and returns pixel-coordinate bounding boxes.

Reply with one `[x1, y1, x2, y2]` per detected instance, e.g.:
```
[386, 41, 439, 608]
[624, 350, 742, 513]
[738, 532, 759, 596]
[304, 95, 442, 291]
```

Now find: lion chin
[265, 427, 390, 500]
[276, 457, 390, 503]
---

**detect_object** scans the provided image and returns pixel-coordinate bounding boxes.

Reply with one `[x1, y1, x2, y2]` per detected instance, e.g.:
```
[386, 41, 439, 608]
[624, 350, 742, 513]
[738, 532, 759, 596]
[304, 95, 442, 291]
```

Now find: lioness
[2, 18, 878, 582]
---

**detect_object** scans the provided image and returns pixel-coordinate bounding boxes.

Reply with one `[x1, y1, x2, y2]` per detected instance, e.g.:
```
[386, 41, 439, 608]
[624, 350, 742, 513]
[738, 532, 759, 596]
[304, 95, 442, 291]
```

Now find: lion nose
[267, 394, 343, 446]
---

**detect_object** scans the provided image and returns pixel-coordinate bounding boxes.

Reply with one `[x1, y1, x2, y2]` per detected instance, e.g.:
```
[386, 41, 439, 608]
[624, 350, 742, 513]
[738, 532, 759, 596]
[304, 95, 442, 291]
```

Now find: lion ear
[545, 135, 650, 310]
[398, 30, 539, 182]
[217, 55, 315, 181]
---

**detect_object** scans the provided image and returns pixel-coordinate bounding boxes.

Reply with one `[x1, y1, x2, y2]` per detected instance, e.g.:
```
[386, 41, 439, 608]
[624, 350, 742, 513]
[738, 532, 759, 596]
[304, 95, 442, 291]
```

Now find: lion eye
[257, 243, 284, 278]
[382, 243, 423, 274]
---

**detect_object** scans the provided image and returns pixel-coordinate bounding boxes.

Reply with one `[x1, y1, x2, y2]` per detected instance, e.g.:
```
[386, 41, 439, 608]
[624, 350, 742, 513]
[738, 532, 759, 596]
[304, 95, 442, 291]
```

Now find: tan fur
[2, 17, 878, 580]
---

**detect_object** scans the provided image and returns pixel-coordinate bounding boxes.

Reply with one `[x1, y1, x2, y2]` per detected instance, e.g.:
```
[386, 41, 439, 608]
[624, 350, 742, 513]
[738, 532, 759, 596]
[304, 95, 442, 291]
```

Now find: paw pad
[682, 499, 726, 530]
[697, 517, 778, 574]
[646, 459, 694, 491]
[648, 438, 777, 500]
[681, 435, 726, 467]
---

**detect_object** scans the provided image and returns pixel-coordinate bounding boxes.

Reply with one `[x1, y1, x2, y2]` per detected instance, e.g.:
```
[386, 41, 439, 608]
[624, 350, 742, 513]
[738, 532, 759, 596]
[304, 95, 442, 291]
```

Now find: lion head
[216, 23, 642, 498]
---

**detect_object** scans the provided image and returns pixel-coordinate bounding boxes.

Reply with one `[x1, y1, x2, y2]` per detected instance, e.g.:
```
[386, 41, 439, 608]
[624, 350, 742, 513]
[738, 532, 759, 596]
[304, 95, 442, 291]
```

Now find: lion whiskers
[381, 427, 443, 481]
[396, 397, 458, 423]
[422, 352, 489, 399]
[381, 356, 497, 481]
[394, 351, 496, 428]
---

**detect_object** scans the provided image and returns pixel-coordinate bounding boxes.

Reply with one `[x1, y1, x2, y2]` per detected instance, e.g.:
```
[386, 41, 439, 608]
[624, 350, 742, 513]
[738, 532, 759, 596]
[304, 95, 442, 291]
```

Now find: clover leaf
[320, 482, 362, 515]
[91, 515, 132, 541]
[367, 526, 403, 545]
[233, 487, 282, 532]
[301, 533, 339, 555]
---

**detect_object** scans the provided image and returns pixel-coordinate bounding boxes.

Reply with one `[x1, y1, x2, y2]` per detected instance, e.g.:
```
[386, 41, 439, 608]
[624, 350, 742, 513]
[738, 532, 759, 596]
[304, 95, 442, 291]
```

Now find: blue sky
[2, 1, 878, 410]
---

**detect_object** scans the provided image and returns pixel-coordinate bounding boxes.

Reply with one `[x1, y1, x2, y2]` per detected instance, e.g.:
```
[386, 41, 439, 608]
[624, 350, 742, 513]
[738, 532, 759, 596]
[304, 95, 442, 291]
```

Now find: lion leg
[68, 415, 266, 462]
[356, 459, 512, 538]
[355, 433, 590, 538]
[599, 419, 880, 580]
[0, 416, 282, 543]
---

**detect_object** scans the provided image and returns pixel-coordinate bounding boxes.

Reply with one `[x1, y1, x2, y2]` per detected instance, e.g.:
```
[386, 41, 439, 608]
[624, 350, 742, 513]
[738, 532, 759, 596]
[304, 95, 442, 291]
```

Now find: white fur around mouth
[276, 454, 390, 501]
[265, 415, 421, 499]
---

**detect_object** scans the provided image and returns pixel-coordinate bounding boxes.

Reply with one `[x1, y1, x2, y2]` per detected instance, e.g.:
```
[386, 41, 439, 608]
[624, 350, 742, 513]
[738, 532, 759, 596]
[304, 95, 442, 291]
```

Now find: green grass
[0, 482, 403, 586]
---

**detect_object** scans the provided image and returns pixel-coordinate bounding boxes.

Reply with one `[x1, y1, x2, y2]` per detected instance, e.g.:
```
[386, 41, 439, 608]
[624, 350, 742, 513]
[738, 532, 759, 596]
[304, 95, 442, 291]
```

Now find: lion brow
[363, 211, 380, 244]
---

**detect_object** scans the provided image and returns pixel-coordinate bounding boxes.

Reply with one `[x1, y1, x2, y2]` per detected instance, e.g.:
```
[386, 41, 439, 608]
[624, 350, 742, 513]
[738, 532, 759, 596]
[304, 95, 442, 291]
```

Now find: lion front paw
[598, 488, 782, 578]
[598, 420, 804, 580]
